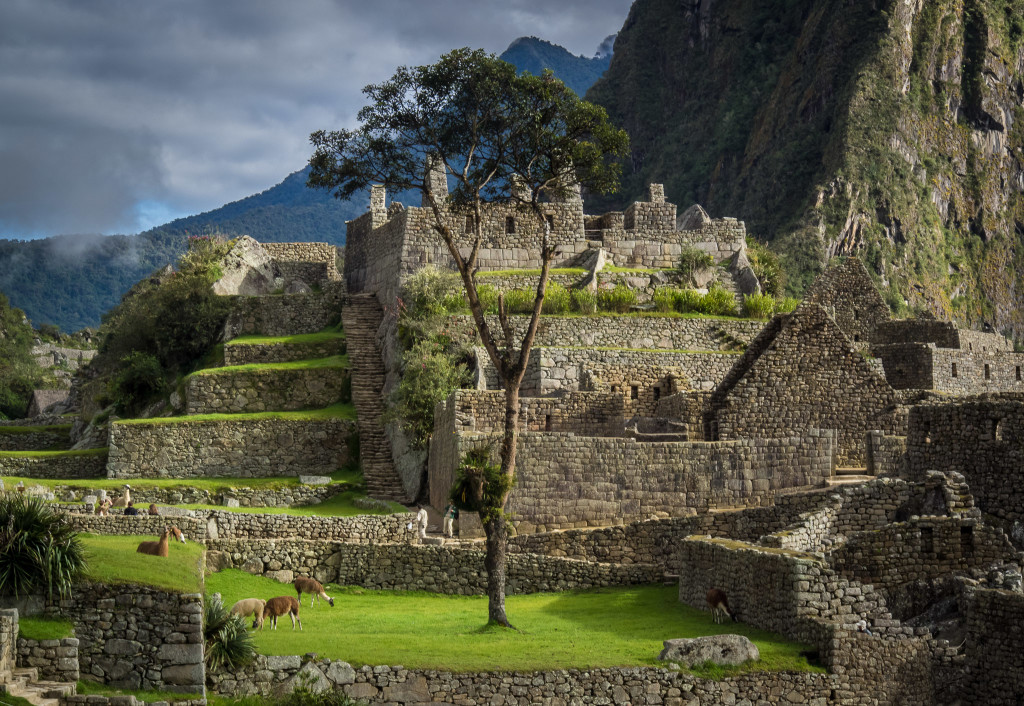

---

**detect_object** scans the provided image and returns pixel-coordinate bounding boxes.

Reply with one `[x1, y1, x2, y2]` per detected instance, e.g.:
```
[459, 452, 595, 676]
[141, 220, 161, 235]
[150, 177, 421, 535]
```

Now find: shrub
[204, 593, 256, 672]
[746, 237, 785, 297]
[476, 284, 500, 314]
[571, 288, 597, 314]
[598, 284, 637, 313]
[0, 494, 85, 599]
[402, 265, 463, 319]
[698, 284, 737, 316]
[542, 282, 571, 314]
[652, 288, 678, 313]
[387, 339, 470, 449]
[109, 351, 165, 416]
[776, 296, 800, 313]
[678, 246, 715, 285]
[674, 289, 704, 313]
[743, 293, 777, 320]
[502, 288, 535, 315]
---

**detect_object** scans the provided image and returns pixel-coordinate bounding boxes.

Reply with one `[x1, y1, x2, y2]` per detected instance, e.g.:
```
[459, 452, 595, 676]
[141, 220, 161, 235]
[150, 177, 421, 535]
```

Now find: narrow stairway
[343, 294, 409, 501]
[0, 667, 76, 706]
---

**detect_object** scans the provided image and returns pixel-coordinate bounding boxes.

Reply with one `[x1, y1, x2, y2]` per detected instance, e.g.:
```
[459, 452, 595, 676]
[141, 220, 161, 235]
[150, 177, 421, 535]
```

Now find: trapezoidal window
[920, 527, 934, 554]
[853, 308, 860, 321]
[630, 385, 639, 400]
[951, 363, 958, 378]
[653, 386, 661, 401]
[1017, 366, 1022, 381]
[985, 363, 991, 380]
[505, 216, 516, 234]
[960, 525, 973, 555]
[464, 215, 474, 233]
[995, 418, 1008, 442]
[544, 414, 552, 432]
[545, 214, 555, 231]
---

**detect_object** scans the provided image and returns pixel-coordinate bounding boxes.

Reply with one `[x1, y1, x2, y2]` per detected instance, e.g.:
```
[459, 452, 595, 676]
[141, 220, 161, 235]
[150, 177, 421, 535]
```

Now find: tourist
[855, 619, 872, 636]
[123, 501, 139, 516]
[415, 506, 428, 539]
[147, 503, 159, 516]
[443, 502, 459, 538]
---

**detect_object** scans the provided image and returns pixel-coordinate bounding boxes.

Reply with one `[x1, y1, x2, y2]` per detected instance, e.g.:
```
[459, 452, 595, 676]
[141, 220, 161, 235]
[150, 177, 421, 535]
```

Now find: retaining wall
[960, 587, 1024, 705]
[17, 636, 79, 682]
[0, 451, 107, 480]
[184, 364, 349, 414]
[0, 427, 71, 451]
[224, 283, 343, 340]
[223, 337, 345, 366]
[47, 482, 342, 509]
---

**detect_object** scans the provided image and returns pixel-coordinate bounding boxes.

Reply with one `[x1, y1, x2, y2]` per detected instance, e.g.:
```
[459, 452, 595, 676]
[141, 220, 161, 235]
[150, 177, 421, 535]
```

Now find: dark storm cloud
[0, 0, 632, 239]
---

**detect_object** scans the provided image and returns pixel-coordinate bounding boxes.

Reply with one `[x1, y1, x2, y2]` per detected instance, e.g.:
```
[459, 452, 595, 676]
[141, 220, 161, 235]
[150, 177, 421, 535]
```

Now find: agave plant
[0, 493, 86, 599]
[204, 593, 256, 672]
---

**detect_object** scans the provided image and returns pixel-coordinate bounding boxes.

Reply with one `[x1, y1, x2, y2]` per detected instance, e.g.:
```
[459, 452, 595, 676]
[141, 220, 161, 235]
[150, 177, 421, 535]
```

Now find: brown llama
[293, 576, 335, 607]
[136, 526, 186, 557]
[264, 596, 302, 630]
[707, 588, 736, 624]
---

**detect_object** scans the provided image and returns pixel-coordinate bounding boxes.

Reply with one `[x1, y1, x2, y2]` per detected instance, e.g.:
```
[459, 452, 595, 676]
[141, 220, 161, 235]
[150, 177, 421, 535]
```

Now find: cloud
[0, 0, 633, 238]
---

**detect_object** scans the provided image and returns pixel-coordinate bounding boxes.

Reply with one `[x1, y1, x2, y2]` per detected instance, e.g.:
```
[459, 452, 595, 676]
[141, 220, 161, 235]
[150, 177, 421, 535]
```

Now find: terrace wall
[0, 451, 107, 480]
[262, 242, 341, 285]
[184, 365, 349, 414]
[223, 283, 343, 340]
[223, 337, 345, 366]
[0, 427, 71, 451]
[16, 636, 79, 682]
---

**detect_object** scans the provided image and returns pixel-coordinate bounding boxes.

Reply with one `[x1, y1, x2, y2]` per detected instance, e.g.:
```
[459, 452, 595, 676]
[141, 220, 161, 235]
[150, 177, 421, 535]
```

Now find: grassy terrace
[0, 448, 107, 459]
[225, 328, 346, 347]
[178, 490, 406, 516]
[0, 424, 73, 435]
[2, 468, 363, 494]
[81, 533, 205, 593]
[189, 354, 348, 375]
[18, 616, 73, 641]
[114, 402, 356, 425]
[209, 571, 822, 676]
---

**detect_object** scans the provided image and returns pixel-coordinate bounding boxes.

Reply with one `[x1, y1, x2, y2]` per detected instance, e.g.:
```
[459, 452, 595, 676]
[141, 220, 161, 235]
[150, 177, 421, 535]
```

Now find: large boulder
[677, 204, 712, 231]
[212, 236, 279, 295]
[658, 634, 760, 667]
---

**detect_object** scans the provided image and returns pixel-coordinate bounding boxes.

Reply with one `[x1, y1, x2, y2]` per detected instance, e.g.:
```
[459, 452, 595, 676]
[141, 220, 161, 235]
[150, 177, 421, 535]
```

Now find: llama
[707, 588, 736, 624]
[136, 526, 186, 557]
[111, 485, 131, 509]
[231, 598, 267, 630]
[264, 596, 302, 630]
[293, 576, 335, 607]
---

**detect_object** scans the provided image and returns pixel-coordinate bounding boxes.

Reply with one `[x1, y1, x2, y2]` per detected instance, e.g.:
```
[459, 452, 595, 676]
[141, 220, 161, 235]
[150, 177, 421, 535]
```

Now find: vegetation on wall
[0, 291, 59, 419]
[0, 494, 86, 599]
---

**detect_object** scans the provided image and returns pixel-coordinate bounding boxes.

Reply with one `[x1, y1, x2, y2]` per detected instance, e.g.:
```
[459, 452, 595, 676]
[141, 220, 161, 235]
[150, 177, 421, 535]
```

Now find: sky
[0, 0, 633, 240]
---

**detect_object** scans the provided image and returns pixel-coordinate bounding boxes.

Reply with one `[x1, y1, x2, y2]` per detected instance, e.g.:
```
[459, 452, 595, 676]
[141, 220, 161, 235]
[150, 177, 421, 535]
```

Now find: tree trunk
[482, 384, 519, 627]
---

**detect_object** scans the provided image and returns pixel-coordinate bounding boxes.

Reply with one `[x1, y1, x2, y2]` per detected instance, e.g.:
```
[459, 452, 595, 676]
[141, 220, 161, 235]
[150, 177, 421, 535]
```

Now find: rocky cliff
[588, 0, 1024, 339]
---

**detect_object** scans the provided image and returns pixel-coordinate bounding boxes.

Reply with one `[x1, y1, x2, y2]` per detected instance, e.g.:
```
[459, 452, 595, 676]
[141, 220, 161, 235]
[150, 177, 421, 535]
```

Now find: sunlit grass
[114, 403, 356, 425]
[18, 616, 73, 641]
[189, 355, 348, 376]
[0, 448, 107, 459]
[225, 328, 345, 347]
[80, 533, 204, 593]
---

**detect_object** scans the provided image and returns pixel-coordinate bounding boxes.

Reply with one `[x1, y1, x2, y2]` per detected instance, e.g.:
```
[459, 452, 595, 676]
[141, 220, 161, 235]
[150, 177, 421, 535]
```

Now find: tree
[308, 48, 628, 626]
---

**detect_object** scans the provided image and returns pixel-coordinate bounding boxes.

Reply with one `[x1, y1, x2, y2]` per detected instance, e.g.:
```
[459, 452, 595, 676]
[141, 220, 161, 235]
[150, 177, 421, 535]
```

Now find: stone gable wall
[108, 417, 354, 479]
[805, 257, 891, 348]
[223, 283, 343, 341]
[0, 451, 107, 480]
[262, 242, 341, 285]
[905, 399, 1024, 522]
[48, 583, 204, 694]
[430, 429, 833, 532]
[184, 365, 349, 414]
[17, 636, 79, 682]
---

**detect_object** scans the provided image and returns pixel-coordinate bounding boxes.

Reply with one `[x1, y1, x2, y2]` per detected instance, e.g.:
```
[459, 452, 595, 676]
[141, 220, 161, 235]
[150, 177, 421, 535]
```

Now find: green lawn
[189, 355, 348, 376]
[76, 680, 192, 703]
[114, 402, 356, 425]
[4, 469, 362, 494]
[477, 267, 586, 278]
[226, 329, 345, 346]
[81, 533, 204, 593]
[0, 424, 72, 435]
[0, 448, 107, 459]
[208, 571, 821, 676]
[18, 616, 73, 641]
[179, 490, 406, 517]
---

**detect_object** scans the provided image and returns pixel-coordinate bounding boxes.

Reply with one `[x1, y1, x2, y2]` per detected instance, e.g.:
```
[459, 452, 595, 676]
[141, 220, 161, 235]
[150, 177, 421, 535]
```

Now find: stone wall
[62, 696, 204, 706]
[867, 431, 906, 476]
[600, 218, 747, 268]
[804, 257, 891, 348]
[0, 608, 15, 675]
[223, 283, 343, 340]
[429, 429, 833, 532]
[68, 515, 208, 541]
[263, 242, 341, 285]
[108, 417, 353, 479]
[960, 587, 1024, 705]
[51, 480, 342, 509]
[209, 656, 838, 704]
[49, 583, 204, 694]
[0, 450, 107, 480]
[448, 313, 764, 351]
[206, 511, 414, 543]
[876, 343, 1024, 393]
[0, 426, 71, 451]
[17, 636, 80, 682]
[207, 540, 660, 593]
[871, 319, 1012, 352]
[223, 336, 345, 365]
[905, 398, 1024, 523]
[184, 363, 349, 414]
[708, 304, 900, 465]
[440, 389, 624, 437]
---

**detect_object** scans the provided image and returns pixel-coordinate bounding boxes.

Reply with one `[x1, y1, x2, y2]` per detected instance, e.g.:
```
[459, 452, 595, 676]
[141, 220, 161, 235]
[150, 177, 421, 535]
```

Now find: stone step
[835, 467, 869, 476]
[0, 669, 75, 706]
[826, 475, 875, 486]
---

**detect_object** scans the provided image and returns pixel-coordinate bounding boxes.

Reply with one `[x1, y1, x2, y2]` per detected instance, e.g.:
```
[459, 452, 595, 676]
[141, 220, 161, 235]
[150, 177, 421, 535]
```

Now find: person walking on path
[443, 503, 459, 538]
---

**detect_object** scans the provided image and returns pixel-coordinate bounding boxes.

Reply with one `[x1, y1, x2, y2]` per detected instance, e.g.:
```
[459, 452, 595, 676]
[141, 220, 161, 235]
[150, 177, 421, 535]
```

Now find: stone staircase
[0, 667, 76, 706]
[343, 294, 409, 501]
[828, 467, 874, 486]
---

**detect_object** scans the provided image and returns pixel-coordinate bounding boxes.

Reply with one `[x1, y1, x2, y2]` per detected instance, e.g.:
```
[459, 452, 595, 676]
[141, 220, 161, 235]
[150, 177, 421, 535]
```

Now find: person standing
[415, 506, 428, 539]
[443, 503, 459, 538]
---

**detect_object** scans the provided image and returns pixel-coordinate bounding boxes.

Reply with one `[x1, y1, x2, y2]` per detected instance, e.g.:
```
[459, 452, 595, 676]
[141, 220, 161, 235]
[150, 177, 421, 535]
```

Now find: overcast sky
[0, 0, 632, 240]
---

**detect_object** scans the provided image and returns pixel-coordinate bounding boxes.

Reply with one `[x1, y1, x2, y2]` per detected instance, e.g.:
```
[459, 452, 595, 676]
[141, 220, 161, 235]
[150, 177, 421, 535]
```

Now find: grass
[18, 616, 73, 641]
[0, 694, 35, 706]
[114, 403, 356, 425]
[477, 268, 586, 278]
[76, 680, 194, 703]
[80, 533, 205, 593]
[208, 571, 822, 676]
[0, 424, 72, 435]
[179, 490, 406, 517]
[602, 266, 675, 274]
[190, 355, 348, 376]
[1, 468, 362, 494]
[0, 448, 107, 459]
[226, 329, 346, 346]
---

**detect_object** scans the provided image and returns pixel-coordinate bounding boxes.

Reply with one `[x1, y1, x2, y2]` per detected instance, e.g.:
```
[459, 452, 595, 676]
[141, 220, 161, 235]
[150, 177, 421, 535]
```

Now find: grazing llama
[293, 576, 335, 607]
[707, 588, 736, 624]
[264, 596, 302, 630]
[231, 598, 267, 630]
[136, 526, 186, 557]
[111, 485, 132, 509]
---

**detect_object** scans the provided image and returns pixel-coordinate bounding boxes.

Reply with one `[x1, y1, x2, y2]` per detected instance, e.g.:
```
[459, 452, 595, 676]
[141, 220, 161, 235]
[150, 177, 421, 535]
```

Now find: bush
[476, 284, 500, 314]
[776, 296, 800, 313]
[204, 593, 256, 672]
[109, 351, 165, 416]
[698, 284, 737, 316]
[678, 246, 715, 285]
[387, 339, 470, 449]
[674, 289, 704, 313]
[0, 494, 85, 599]
[746, 238, 785, 297]
[571, 288, 597, 314]
[402, 265, 463, 320]
[743, 293, 777, 319]
[502, 288, 535, 315]
[541, 282, 571, 314]
[598, 284, 637, 313]
[652, 288, 678, 312]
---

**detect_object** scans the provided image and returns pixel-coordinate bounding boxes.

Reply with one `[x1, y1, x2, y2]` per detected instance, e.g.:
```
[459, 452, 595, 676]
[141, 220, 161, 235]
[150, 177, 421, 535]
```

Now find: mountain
[586, 0, 1024, 340]
[0, 167, 360, 331]
[500, 36, 613, 96]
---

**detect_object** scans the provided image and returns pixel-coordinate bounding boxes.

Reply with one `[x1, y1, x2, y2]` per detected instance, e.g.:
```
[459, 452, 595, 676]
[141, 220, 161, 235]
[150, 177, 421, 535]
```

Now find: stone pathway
[0, 667, 76, 706]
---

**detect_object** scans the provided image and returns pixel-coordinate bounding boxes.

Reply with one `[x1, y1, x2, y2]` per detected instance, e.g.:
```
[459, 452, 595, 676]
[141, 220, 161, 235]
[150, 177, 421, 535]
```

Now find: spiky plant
[0, 494, 86, 599]
[204, 593, 256, 672]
